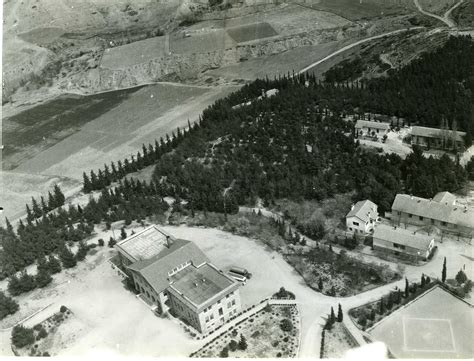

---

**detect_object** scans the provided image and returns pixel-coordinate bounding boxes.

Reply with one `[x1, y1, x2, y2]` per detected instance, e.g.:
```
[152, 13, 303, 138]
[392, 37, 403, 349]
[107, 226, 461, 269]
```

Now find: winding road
[413, 0, 465, 28]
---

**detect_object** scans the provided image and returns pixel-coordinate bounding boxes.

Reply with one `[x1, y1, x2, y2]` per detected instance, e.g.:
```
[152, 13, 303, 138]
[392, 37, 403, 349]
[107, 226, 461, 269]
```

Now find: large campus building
[116, 225, 242, 333]
[391, 192, 474, 239]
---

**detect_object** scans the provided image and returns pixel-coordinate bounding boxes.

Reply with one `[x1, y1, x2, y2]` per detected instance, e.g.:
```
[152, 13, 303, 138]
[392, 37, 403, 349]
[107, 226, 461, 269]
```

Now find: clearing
[369, 286, 473, 358]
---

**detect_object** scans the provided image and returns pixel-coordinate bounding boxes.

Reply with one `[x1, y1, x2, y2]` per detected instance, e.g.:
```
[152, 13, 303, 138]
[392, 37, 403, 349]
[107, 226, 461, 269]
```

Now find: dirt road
[297, 27, 424, 75]
[413, 0, 465, 28]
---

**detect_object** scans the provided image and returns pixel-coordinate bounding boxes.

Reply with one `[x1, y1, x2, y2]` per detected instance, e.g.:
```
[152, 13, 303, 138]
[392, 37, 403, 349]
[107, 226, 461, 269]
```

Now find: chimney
[351, 204, 355, 211]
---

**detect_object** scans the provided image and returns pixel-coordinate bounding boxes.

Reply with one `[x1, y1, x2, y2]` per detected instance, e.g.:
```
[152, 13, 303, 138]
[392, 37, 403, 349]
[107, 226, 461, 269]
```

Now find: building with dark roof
[410, 126, 466, 150]
[115, 226, 241, 332]
[346, 200, 379, 234]
[391, 193, 474, 239]
[373, 224, 435, 261]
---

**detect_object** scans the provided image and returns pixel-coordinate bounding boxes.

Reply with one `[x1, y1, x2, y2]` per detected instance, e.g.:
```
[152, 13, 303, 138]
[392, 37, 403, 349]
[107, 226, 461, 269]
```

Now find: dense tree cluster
[25, 184, 65, 222]
[0, 178, 168, 279]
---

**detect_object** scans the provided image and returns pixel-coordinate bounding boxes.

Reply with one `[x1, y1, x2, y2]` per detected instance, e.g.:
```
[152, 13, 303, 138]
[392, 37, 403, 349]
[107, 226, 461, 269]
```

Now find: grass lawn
[192, 304, 300, 358]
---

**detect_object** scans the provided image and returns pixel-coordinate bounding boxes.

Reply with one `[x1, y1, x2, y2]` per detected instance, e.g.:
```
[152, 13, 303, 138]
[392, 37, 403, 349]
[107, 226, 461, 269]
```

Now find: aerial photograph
[0, 0, 473, 358]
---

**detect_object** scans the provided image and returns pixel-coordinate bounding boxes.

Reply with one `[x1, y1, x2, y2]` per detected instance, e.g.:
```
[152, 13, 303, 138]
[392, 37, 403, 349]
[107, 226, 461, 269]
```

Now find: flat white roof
[116, 225, 171, 261]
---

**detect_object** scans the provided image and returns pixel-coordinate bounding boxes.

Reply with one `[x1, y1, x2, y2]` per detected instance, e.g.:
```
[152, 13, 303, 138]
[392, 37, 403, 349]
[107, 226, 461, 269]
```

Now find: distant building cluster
[116, 226, 241, 334]
[346, 191, 474, 261]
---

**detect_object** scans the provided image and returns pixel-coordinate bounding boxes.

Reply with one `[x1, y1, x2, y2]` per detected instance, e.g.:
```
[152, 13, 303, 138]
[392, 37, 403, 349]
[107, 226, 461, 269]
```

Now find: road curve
[297, 27, 425, 75]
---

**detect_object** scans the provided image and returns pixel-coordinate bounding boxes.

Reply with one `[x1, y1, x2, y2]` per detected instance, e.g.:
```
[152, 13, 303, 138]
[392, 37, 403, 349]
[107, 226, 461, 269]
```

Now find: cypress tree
[53, 184, 65, 207]
[379, 298, 385, 315]
[82, 172, 92, 193]
[330, 306, 336, 323]
[404, 278, 409, 298]
[442, 257, 447, 283]
[337, 303, 343, 322]
[121, 227, 127, 240]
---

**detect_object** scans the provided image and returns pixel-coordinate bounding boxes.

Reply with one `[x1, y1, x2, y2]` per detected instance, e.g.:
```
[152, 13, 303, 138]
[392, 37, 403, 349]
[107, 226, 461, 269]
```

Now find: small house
[346, 200, 379, 234]
[410, 126, 466, 150]
[355, 120, 390, 140]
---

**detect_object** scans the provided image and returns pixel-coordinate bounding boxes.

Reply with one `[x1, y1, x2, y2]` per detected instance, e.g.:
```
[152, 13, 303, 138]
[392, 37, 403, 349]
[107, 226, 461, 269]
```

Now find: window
[431, 219, 435, 225]
[232, 300, 236, 306]
[219, 308, 223, 316]
[227, 302, 232, 308]
[419, 216, 424, 221]
[349, 227, 352, 231]
[353, 221, 360, 226]
[210, 314, 214, 320]
[408, 214, 412, 218]
[217, 300, 221, 304]
[397, 211, 401, 215]
[393, 243, 399, 248]
[442, 221, 447, 226]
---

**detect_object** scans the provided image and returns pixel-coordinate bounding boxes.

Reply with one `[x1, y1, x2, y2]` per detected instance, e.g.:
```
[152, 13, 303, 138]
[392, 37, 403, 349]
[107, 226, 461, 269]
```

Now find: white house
[346, 200, 379, 234]
[355, 120, 390, 140]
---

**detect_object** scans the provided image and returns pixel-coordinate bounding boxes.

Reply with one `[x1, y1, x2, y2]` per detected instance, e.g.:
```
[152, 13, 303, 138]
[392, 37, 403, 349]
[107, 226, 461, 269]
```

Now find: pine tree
[35, 268, 52, 288]
[53, 184, 65, 207]
[75, 242, 88, 261]
[40, 196, 49, 215]
[0, 291, 19, 320]
[59, 246, 77, 269]
[442, 257, 447, 283]
[337, 303, 343, 322]
[238, 334, 247, 350]
[31, 197, 42, 218]
[83, 172, 92, 193]
[47, 256, 61, 274]
[330, 306, 336, 324]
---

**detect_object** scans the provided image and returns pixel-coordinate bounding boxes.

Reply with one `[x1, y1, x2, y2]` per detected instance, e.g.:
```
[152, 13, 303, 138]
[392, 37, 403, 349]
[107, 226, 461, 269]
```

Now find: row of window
[397, 212, 448, 227]
[168, 260, 191, 277]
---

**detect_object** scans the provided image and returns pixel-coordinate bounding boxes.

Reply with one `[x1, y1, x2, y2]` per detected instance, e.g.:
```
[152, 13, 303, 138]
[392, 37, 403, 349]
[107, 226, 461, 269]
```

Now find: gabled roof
[346, 200, 378, 223]
[392, 194, 474, 230]
[432, 191, 456, 205]
[128, 238, 210, 294]
[411, 126, 466, 141]
[168, 263, 238, 311]
[355, 120, 390, 130]
[373, 224, 434, 250]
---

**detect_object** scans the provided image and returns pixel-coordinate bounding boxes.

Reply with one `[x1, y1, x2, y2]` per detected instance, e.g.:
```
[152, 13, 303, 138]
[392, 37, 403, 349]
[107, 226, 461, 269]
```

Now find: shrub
[33, 324, 43, 331]
[455, 270, 468, 285]
[60, 305, 67, 313]
[250, 330, 260, 338]
[59, 246, 77, 269]
[108, 237, 117, 248]
[219, 346, 229, 357]
[229, 339, 238, 351]
[36, 328, 47, 340]
[35, 268, 53, 288]
[280, 319, 293, 332]
[0, 291, 19, 320]
[98, 238, 105, 246]
[11, 325, 35, 348]
[238, 334, 247, 350]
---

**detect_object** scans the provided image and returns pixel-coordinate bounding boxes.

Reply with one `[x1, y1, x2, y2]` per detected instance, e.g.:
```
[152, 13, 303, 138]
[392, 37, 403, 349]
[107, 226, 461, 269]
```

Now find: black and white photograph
[0, 0, 473, 358]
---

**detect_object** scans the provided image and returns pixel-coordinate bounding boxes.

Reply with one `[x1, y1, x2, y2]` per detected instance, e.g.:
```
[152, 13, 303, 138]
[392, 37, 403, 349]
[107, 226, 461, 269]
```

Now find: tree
[59, 247, 77, 269]
[46, 256, 61, 274]
[442, 257, 447, 283]
[330, 306, 336, 324]
[404, 278, 409, 298]
[379, 298, 385, 315]
[238, 334, 247, 350]
[53, 184, 65, 207]
[455, 269, 468, 285]
[318, 278, 323, 291]
[219, 346, 229, 358]
[421, 273, 426, 287]
[229, 339, 238, 352]
[121, 227, 127, 240]
[108, 237, 117, 248]
[337, 303, 343, 322]
[98, 238, 104, 247]
[11, 325, 35, 348]
[0, 291, 19, 320]
[75, 242, 88, 262]
[35, 268, 52, 288]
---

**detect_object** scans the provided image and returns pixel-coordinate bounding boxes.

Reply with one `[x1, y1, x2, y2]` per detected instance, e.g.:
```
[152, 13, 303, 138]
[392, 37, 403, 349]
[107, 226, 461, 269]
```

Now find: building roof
[373, 224, 434, 250]
[355, 120, 390, 130]
[432, 191, 456, 205]
[115, 225, 174, 262]
[392, 193, 474, 230]
[127, 238, 210, 294]
[411, 126, 466, 142]
[346, 200, 378, 223]
[168, 263, 238, 309]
